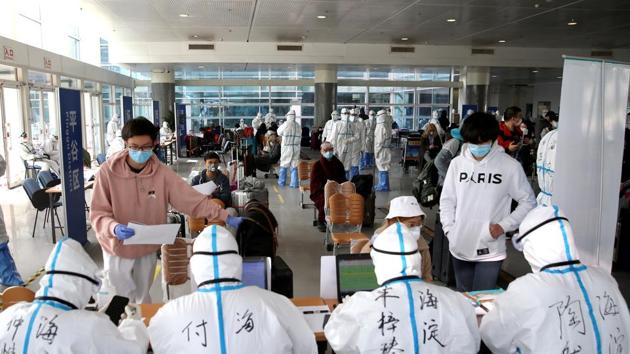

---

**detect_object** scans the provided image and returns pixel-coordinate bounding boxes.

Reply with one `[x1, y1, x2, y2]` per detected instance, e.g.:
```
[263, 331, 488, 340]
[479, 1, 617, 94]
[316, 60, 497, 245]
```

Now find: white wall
[532, 82, 562, 113]
[0, 0, 113, 67]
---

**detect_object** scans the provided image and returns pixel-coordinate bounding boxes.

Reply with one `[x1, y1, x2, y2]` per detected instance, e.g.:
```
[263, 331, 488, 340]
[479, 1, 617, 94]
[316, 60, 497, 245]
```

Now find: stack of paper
[123, 223, 180, 245]
[192, 181, 218, 196]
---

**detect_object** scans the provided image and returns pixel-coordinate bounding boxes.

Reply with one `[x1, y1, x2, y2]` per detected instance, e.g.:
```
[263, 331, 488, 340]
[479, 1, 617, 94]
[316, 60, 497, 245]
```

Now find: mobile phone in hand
[105, 295, 130, 325]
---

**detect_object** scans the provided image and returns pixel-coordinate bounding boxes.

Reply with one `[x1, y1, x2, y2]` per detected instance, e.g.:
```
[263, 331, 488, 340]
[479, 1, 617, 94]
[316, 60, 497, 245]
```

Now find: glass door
[84, 92, 95, 158]
[2, 87, 25, 188]
[91, 94, 103, 156]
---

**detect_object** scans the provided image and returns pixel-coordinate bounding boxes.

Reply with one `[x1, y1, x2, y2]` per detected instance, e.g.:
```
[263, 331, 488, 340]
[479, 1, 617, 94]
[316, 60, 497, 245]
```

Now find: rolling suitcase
[431, 214, 455, 286]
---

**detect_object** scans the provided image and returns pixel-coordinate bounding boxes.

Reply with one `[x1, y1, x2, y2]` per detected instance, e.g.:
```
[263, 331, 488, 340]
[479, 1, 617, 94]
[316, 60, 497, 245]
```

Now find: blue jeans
[451, 256, 502, 292]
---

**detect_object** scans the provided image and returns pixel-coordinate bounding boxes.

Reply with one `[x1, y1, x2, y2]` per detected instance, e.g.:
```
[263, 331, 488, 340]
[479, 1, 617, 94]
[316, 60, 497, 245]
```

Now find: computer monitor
[242, 257, 272, 290]
[335, 254, 379, 302]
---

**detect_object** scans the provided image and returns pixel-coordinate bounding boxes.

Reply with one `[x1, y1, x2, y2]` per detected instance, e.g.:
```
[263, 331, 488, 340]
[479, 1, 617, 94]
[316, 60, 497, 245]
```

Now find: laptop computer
[335, 253, 379, 302]
[242, 257, 272, 290]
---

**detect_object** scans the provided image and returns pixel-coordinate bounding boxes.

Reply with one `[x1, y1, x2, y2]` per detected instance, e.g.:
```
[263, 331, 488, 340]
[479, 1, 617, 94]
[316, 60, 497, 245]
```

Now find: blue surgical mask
[128, 149, 153, 164]
[323, 151, 334, 160]
[469, 143, 492, 158]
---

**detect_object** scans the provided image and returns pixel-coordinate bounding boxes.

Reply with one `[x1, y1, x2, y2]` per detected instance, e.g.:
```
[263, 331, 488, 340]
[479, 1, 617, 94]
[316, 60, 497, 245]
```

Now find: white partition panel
[553, 57, 630, 272]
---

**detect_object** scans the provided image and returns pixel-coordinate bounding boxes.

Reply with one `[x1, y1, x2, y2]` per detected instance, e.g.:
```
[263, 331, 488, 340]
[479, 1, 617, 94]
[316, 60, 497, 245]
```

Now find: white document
[320, 256, 337, 299]
[299, 306, 330, 333]
[192, 181, 217, 196]
[123, 223, 180, 245]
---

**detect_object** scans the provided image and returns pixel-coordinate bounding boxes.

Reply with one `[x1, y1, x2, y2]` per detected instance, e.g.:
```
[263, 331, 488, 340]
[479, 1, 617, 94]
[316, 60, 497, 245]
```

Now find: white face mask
[551, 121, 558, 128]
[408, 225, 422, 241]
[522, 128, 528, 136]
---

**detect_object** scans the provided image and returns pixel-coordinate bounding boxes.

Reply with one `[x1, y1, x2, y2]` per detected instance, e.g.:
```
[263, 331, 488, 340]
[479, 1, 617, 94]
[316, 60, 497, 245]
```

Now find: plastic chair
[23, 178, 63, 240]
[340, 181, 356, 196]
[23, 159, 41, 179]
[327, 193, 368, 254]
[160, 238, 192, 300]
[1, 286, 35, 310]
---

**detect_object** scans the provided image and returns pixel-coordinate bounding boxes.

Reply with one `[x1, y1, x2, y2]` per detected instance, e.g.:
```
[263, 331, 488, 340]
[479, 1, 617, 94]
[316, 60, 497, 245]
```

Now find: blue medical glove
[226, 215, 244, 229]
[114, 224, 135, 240]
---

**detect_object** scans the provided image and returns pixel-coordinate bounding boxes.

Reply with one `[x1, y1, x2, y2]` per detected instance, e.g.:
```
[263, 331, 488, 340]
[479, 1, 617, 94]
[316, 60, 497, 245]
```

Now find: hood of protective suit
[370, 223, 422, 285]
[331, 111, 339, 120]
[368, 110, 375, 119]
[36, 238, 100, 309]
[286, 111, 296, 122]
[517, 205, 580, 273]
[162, 122, 169, 128]
[111, 114, 119, 123]
[376, 110, 387, 124]
[191, 225, 243, 285]
[256, 113, 262, 118]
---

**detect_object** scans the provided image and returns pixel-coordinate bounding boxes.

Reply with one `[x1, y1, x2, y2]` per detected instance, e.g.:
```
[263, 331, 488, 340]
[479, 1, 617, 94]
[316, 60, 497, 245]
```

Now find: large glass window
[337, 86, 366, 105]
[0, 65, 17, 81]
[175, 85, 315, 128]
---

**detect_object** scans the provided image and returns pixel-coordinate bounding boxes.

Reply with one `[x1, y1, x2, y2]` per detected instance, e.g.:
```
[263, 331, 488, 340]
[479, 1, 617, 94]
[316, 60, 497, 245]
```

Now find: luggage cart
[402, 135, 422, 173]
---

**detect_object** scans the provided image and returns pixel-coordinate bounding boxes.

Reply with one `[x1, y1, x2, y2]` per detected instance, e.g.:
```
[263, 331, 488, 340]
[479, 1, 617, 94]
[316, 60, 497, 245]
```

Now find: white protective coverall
[251, 113, 263, 133]
[322, 110, 339, 143]
[536, 129, 557, 206]
[276, 110, 302, 187]
[0, 238, 149, 353]
[361, 110, 376, 168]
[106, 114, 120, 146]
[328, 108, 358, 174]
[374, 110, 392, 191]
[160, 122, 173, 140]
[325, 223, 480, 354]
[349, 109, 365, 179]
[19, 139, 59, 173]
[148, 225, 317, 354]
[422, 111, 445, 139]
[264, 109, 277, 126]
[106, 129, 125, 159]
[481, 205, 630, 354]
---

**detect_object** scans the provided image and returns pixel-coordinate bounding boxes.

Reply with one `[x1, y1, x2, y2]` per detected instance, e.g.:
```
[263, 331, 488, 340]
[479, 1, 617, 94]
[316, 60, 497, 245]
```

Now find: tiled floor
[2, 148, 629, 306]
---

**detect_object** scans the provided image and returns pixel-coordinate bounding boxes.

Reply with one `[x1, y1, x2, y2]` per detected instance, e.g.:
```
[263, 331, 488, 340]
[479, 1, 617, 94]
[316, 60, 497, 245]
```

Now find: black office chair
[211, 139, 232, 164]
[23, 160, 41, 179]
[23, 178, 63, 241]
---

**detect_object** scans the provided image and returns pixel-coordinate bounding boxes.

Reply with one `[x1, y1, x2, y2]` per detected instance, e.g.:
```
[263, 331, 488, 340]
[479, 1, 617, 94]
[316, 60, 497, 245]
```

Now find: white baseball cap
[385, 196, 426, 220]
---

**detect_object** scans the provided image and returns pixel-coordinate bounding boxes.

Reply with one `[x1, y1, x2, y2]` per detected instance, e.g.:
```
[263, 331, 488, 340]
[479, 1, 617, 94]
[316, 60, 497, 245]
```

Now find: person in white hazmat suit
[106, 114, 120, 146]
[349, 108, 365, 179]
[322, 110, 339, 143]
[276, 110, 302, 188]
[160, 121, 173, 140]
[329, 108, 359, 179]
[480, 205, 630, 354]
[325, 222, 480, 354]
[106, 129, 125, 159]
[264, 108, 277, 126]
[361, 109, 376, 169]
[536, 129, 557, 206]
[148, 225, 317, 354]
[0, 238, 149, 353]
[422, 110, 445, 139]
[251, 112, 263, 133]
[374, 109, 392, 191]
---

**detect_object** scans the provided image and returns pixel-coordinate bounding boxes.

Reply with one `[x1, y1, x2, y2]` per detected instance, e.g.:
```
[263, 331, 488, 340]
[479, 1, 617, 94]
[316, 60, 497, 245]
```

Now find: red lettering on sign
[3, 46, 15, 60]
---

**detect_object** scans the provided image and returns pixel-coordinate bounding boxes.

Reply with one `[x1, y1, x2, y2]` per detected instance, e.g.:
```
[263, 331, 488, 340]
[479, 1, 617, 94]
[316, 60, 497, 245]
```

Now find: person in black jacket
[310, 142, 347, 232]
[191, 152, 231, 206]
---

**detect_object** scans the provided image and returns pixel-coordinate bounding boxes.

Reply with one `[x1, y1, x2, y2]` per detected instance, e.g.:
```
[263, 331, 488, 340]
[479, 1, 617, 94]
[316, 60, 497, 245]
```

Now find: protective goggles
[512, 216, 568, 252]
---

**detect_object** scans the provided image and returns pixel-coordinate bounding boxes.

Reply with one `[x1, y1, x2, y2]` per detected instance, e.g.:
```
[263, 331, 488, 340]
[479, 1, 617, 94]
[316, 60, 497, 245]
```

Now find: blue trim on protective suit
[542, 265, 587, 274]
[394, 223, 419, 354]
[536, 165, 554, 174]
[23, 238, 65, 354]
[211, 225, 228, 354]
[198, 284, 245, 293]
[551, 206, 601, 354]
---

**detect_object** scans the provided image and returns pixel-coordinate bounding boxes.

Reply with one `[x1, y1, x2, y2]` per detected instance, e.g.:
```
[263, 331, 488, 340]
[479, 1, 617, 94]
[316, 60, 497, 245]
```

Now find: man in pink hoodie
[91, 117, 243, 303]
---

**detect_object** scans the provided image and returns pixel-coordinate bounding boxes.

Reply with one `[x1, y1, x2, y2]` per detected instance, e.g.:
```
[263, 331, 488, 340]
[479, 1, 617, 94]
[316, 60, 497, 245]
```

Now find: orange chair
[339, 181, 356, 196]
[298, 160, 315, 207]
[1, 286, 35, 310]
[161, 238, 192, 299]
[327, 193, 368, 254]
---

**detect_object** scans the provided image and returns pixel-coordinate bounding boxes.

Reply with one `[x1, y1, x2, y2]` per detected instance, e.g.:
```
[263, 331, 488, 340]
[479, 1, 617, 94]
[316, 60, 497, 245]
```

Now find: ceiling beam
[246, 0, 260, 43]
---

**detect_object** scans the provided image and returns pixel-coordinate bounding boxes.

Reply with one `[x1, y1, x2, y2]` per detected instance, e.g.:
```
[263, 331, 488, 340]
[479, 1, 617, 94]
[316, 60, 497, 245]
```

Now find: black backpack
[413, 161, 439, 208]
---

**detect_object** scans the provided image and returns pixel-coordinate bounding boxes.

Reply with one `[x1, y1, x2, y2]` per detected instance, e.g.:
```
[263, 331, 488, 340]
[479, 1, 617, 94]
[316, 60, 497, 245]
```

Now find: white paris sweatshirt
[439, 143, 536, 261]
